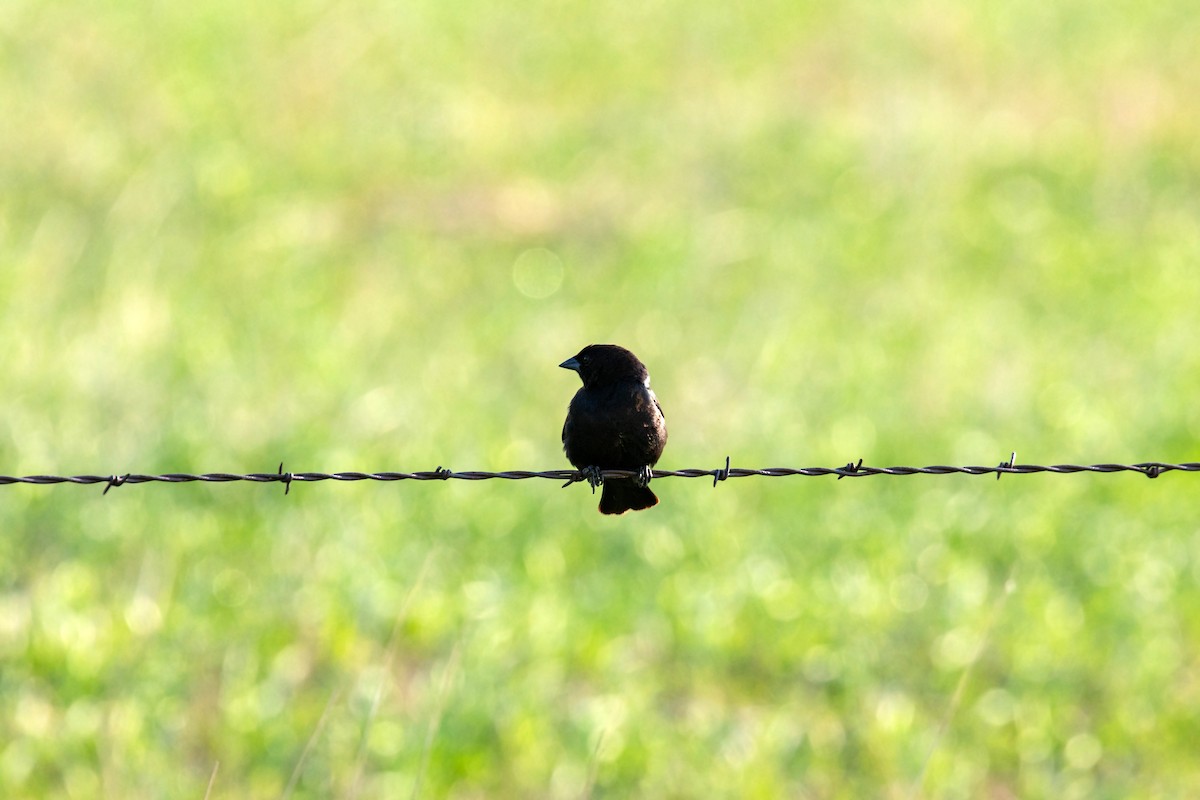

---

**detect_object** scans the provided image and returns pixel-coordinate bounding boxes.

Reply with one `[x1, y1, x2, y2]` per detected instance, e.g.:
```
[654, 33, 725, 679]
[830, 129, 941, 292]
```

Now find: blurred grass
[2, 0, 1200, 797]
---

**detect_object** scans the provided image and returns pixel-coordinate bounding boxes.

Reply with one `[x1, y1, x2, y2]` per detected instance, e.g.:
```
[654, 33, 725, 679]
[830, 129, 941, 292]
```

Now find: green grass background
[3, 1, 1199, 797]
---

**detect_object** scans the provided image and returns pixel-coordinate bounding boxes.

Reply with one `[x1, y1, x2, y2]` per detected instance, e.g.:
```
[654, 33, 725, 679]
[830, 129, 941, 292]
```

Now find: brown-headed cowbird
[560, 344, 668, 514]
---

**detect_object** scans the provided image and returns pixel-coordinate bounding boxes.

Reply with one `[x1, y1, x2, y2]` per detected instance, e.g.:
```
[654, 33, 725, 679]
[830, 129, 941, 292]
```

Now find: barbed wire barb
[2, 459, 1198, 492]
[997, 451, 1016, 481]
[838, 459, 864, 480]
[712, 456, 731, 487]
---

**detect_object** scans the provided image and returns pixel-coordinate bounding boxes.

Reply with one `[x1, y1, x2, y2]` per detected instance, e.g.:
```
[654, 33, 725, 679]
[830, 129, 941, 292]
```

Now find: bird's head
[559, 344, 650, 388]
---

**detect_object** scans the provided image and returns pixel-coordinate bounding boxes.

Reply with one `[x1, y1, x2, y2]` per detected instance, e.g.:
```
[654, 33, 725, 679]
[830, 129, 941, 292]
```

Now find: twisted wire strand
[1, 460, 1196, 493]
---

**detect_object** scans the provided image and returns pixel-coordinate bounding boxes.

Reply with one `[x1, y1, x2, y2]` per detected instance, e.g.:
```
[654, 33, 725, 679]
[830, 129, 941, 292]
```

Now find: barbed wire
[1, 456, 1196, 494]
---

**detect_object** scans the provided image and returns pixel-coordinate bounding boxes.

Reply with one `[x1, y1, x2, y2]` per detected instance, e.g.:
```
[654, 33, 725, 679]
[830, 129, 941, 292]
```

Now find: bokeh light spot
[512, 248, 564, 299]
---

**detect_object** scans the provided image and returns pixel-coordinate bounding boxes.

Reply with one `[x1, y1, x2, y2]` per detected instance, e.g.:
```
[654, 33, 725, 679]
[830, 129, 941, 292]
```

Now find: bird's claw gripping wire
[561, 466, 605, 492]
[580, 465, 604, 493]
[633, 465, 654, 489]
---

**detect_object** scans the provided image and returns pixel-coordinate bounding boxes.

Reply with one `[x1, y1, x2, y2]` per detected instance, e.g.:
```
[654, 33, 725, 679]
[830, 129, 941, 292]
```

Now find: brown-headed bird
[560, 344, 668, 514]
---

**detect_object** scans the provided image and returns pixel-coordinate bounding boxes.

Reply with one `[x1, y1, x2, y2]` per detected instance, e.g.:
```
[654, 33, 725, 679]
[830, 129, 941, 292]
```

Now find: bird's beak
[559, 357, 580, 372]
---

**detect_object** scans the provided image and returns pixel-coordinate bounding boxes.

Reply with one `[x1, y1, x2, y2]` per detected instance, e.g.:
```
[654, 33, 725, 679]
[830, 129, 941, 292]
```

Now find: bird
[560, 344, 668, 514]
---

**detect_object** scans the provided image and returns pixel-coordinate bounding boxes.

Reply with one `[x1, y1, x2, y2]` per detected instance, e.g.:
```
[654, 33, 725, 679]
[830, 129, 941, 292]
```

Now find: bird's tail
[599, 480, 658, 515]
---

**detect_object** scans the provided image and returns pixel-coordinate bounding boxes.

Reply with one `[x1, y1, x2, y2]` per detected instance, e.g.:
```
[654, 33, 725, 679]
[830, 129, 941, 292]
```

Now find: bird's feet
[633, 465, 653, 488]
[581, 465, 604, 494]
